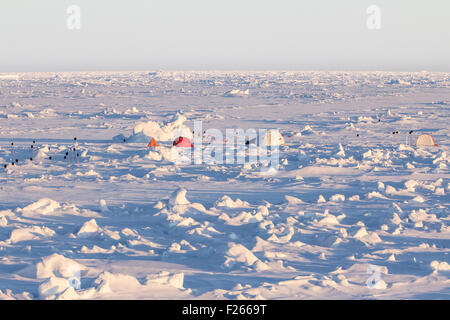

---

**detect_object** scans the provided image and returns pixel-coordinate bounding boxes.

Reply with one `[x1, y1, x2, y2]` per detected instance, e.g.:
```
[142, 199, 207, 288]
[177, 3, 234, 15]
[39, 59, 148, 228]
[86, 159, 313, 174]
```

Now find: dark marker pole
[11, 142, 15, 162]
[31, 140, 36, 161]
[48, 144, 53, 163]
[11, 161, 15, 179]
[3, 164, 7, 183]
[72, 138, 77, 168]
[407, 130, 414, 145]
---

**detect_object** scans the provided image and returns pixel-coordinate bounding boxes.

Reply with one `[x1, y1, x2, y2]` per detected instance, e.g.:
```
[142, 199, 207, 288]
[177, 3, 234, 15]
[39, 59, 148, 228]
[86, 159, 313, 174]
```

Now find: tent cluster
[144, 130, 438, 149]
[145, 136, 193, 148]
[146, 130, 285, 149]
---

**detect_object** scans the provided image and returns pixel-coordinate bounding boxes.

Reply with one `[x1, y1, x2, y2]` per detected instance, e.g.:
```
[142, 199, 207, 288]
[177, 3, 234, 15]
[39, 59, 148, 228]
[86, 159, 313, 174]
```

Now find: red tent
[173, 136, 193, 147]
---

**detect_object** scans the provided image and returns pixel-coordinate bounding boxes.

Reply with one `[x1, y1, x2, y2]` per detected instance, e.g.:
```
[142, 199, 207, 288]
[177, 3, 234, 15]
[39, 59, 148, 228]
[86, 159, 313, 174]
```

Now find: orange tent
[147, 138, 159, 148]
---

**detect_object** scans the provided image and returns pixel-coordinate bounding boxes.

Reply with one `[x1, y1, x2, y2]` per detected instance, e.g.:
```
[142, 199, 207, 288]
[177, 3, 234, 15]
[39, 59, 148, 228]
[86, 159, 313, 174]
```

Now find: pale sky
[0, 0, 449, 72]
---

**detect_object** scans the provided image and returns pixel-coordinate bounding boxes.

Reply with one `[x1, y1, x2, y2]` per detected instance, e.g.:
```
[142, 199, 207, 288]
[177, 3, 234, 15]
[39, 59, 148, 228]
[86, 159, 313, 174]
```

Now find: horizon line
[1, 69, 450, 74]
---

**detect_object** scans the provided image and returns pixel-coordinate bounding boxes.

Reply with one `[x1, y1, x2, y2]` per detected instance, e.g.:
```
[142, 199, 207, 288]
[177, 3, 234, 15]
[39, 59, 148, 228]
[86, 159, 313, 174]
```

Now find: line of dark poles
[3, 137, 80, 170]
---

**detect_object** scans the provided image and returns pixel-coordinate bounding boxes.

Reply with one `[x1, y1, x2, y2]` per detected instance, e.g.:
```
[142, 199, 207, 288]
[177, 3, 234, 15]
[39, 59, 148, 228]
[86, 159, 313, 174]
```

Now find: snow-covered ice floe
[0, 71, 449, 299]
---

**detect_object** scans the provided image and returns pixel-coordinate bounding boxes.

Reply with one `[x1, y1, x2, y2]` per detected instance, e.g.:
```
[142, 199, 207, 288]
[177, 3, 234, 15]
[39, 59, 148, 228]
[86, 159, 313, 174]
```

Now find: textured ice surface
[0, 71, 449, 299]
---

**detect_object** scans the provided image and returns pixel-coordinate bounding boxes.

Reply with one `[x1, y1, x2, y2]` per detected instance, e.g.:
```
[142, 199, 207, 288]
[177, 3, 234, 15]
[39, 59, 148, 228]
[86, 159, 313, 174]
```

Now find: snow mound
[405, 180, 419, 191]
[146, 271, 184, 289]
[224, 243, 270, 271]
[129, 113, 191, 142]
[77, 219, 101, 238]
[145, 150, 163, 161]
[267, 226, 295, 244]
[76, 170, 100, 177]
[0, 289, 30, 300]
[223, 89, 249, 97]
[169, 188, 190, 206]
[80, 245, 116, 254]
[19, 198, 60, 217]
[156, 188, 212, 220]
[0, 210, 14, 226]
[220, 209, 266, 226]
[112, 133, 127, 143]
[330, 194, 345, 202]
[317, 214, 340, 226]
[335, 144, 346, 157]
[34, 254, 87, 298]
[215, 196, 250, 208]
[35, 145, 50, 160]
[367, 191, 389, 200]
[430, 261, 450, 273]
[8, 226, 55, 244]
[408, 209, 438, 223]
[352, 227, 382, 246]
[358, 116, 375, 123]
[94, 272, 141, 293]
[411, 196, 425, 203]
[301, 125, 316, 135]
[76, 219, 120, 240]
[34, 254, 86, 279]
[145, 146, 173, 162]
[284, 195, 303, 205]
[99, 200, 110, 213]
[93, 271, 186, 297]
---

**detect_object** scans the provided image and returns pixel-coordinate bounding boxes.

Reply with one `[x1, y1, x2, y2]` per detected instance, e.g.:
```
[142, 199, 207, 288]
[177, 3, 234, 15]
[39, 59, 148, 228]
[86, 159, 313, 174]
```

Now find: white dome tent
[416, 134, 438, 147]
[260, 129, 285, 147]
[245, 129, 285, 147]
